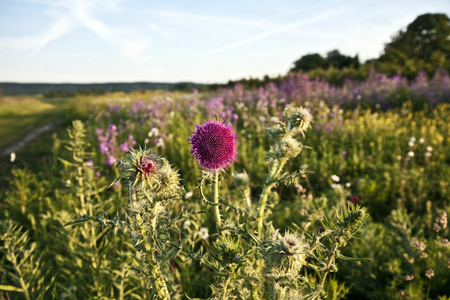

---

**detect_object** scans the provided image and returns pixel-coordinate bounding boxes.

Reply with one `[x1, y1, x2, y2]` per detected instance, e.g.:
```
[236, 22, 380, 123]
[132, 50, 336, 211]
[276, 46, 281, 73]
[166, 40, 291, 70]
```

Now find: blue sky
[0, 0, 449, 84]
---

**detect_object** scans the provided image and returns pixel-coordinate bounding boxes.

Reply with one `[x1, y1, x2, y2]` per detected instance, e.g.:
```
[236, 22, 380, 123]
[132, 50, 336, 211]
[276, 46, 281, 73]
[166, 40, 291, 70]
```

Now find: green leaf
[0, 284, 24, 292]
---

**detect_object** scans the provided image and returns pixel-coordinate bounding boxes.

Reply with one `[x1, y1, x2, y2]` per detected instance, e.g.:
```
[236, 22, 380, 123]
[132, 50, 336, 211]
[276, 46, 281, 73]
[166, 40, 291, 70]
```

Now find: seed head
[189, 120, 238, 171]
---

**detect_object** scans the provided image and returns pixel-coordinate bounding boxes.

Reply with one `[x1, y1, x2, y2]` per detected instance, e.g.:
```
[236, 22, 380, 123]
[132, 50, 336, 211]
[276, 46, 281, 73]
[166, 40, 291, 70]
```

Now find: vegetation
[1, 65, 449, 299]
[0, 96, 69, 151]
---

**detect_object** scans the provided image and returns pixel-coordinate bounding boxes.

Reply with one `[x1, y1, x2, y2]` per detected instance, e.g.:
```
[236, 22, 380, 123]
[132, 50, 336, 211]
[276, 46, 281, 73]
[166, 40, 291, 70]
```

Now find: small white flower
[144, 138, 150, 144]
[345, 182, 352, 188]
[408, 140, 415, 147]
[419, 138, 425, 144]
[183, 220, 191, 230]
[331, 174, 340, 182]
[331, 183, 341, 189]
[410, 136, 416, 143]
[148, 127, 159, 137]
[198, 227, 209, 240]
[170, 111, 175, 117]
[10, 152, 16, 162]
[397, 155, 402, 160]
[300, 164, 309, 169]
[426, 146, 433, 152]
[270, 116, 280, 123]
[407, 151, 414, 158]
[156, 138, 165, 148]
[66, 179, 72, 187]
[425, 152, 432, 158]
[185, 191, 193, 199]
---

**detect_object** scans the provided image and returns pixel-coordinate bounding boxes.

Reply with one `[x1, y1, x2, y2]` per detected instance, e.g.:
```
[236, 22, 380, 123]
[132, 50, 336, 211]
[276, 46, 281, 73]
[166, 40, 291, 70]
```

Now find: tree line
[225, 13, 450, 87]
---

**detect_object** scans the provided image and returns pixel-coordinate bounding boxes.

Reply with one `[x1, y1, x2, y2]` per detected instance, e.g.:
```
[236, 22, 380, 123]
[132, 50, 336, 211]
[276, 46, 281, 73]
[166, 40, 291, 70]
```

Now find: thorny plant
[62, 107, 368, 299]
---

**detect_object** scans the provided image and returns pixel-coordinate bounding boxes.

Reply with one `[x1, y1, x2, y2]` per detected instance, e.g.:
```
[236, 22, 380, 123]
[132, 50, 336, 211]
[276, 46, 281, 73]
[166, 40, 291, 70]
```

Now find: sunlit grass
[0, 95, 67, 150]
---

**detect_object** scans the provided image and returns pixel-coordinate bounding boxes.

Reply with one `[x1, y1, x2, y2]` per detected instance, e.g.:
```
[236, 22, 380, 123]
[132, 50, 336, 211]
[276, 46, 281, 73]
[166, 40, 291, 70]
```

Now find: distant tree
[325, 49, 360, 69]
[382, 13, 450, 62]
[291, 53, 326, 72]
[174, 83, 191, 91]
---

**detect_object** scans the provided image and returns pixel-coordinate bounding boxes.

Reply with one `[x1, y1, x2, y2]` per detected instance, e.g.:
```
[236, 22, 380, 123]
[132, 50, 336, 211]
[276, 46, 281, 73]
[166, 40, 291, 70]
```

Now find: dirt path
[1, 122, 56, 156]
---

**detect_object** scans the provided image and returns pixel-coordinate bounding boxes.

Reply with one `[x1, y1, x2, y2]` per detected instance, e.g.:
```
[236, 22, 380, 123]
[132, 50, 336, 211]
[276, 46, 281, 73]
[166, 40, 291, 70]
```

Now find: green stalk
[129, 183, 136, 212]
[265, 276, 277, 300]
[11, 252, 31, 300]
[243, 187, 253, 215]
[426, 278, 431, 300]
[257, 183, 275, 237]
[257, 157, 288, 237]
[152, 260, 170, 299]
[213, 170, 222, 233]
[319, 242, 339, 288]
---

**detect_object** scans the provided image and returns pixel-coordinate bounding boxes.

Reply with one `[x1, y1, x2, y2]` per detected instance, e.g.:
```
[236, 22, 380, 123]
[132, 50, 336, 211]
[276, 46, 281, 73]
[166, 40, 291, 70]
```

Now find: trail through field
[1, 122, 56, 156]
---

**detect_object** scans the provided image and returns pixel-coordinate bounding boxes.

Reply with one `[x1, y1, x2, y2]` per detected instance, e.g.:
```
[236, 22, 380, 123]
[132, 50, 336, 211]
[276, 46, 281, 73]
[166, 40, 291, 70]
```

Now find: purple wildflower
[106, 156, 117, 166]
[120, 142, 130, 152]
[189, 120, 238, 171]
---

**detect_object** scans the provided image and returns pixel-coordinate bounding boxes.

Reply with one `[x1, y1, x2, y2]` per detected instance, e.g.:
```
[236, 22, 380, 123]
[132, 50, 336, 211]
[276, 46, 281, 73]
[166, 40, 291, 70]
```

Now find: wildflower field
[0, 69, 449, 299]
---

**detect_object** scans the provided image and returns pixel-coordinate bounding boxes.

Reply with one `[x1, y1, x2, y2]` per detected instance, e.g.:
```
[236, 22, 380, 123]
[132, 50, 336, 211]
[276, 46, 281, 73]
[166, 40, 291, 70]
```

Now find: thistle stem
[213, 170, 222, 233]
[257, 183, 274, 237]
[152, 256, 170, 299]
[257, 157, 287, 237]
[129, 183, 136, 213]
[319, 242, 339, 288]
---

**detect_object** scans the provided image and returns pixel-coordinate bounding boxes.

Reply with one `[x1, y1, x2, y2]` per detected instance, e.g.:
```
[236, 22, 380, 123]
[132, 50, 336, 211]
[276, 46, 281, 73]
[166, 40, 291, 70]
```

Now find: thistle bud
[213, 234, 241, 266]
[338, 206, 367, 231]
[280, 136, 302, 158]
[266, 123, 286, 140]
[260, 232, 308, 271]
[152, 158, 183, 200]
[287, 107, 312, 135]
[115, 148, 181, 200]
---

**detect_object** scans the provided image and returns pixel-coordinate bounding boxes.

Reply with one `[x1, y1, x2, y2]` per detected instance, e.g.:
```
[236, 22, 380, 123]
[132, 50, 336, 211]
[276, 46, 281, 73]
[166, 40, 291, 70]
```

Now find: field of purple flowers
[1, 68, 449, 299]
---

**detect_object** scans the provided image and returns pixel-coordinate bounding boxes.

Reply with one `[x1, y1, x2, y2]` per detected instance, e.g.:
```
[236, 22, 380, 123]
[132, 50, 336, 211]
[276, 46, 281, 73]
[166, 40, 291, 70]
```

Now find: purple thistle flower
[189, 120, 238, 171]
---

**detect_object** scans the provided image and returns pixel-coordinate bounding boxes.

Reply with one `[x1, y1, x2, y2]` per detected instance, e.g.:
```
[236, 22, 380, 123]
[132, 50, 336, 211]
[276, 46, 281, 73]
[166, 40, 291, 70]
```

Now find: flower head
[260, 231, 308, 271]
[115, 148, 163, 191]
[189, 120, 238, 171]
[287, 107, 312, 134]
[198, 227, 209, 240]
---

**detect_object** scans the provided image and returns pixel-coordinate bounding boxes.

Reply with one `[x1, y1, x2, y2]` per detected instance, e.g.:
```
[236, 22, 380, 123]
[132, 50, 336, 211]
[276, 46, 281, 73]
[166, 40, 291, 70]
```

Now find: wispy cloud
[196, 6, 345, 57]
[0, 0, 151, 62]
[140, 10, 273, 30]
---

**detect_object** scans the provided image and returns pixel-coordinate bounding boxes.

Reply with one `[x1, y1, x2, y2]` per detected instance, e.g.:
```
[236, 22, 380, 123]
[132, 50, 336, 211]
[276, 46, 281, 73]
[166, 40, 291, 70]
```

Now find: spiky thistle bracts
[188, 119, 238, 171]
[286, 107, 313, 135]
[114, 147, 181, 199]
[260, 231, 308, 272]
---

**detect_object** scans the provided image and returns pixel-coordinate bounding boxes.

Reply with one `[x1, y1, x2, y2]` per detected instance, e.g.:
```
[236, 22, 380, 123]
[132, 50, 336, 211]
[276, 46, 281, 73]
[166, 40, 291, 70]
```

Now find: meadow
[0, 69, 449, 299]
